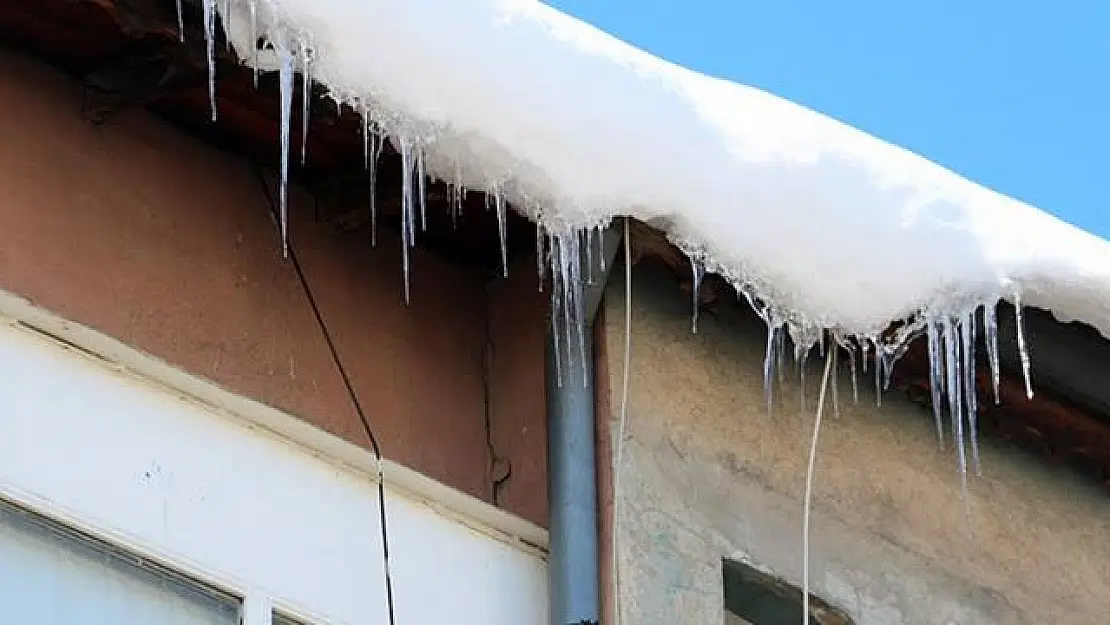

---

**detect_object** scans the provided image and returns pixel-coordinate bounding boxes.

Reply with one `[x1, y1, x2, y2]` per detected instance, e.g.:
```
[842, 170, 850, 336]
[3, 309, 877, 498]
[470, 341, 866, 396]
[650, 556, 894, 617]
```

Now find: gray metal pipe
[547, 226, 622, 625]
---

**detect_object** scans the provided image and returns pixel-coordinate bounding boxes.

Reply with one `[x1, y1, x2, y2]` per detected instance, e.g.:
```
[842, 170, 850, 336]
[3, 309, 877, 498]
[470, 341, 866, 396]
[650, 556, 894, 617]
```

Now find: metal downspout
[547, 226, 623, 625]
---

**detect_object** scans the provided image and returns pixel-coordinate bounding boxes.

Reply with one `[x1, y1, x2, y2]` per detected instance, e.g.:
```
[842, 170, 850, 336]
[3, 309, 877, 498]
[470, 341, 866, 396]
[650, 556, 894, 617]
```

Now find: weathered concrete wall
[604, 261, 1110, 625]
[0, 52, 547, 523]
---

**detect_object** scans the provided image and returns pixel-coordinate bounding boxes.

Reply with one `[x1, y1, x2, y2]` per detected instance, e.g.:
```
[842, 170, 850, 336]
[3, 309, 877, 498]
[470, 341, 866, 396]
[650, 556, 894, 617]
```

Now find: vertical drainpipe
[547, 226, 623, 625]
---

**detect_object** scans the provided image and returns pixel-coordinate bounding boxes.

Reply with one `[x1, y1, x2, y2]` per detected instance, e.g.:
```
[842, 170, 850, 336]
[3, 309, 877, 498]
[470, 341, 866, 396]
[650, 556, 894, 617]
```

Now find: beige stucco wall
[604, 261, 1110, 625]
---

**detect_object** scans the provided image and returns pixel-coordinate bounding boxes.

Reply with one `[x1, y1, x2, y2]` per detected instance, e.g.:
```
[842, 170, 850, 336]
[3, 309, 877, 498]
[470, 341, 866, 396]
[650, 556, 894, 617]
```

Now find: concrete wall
[604, 261, 1110, 625]
[0, 52, 547, 526]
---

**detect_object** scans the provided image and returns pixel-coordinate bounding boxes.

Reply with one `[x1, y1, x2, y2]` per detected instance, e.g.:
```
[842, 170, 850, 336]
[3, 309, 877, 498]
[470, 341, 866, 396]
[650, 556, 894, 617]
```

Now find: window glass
[0, 498, 241, 625]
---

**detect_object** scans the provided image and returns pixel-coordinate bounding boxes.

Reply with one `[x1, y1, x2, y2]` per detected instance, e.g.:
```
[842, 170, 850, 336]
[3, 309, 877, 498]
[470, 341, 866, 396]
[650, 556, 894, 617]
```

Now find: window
[274, 612, 310, 625]
[0, 498, 241, 625]
[723, 559, 853, 625]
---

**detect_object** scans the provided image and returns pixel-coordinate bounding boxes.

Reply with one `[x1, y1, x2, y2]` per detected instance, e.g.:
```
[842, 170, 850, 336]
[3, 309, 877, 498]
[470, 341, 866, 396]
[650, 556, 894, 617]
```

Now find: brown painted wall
[0, 52, 548, 522]
[486, 257, 549, 527]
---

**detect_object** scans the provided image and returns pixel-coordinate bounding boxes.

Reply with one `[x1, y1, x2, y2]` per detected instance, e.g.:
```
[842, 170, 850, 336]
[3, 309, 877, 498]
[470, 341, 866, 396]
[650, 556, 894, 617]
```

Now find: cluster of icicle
[187, 5, 1045, 624]
[193, 0, 616, 391]
[192, 0, 1036, 481]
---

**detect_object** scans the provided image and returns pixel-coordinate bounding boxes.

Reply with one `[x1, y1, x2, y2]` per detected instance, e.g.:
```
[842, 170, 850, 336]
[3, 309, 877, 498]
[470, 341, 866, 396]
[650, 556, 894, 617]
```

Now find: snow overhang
[4, 0, 1110, 488]
[217, 0, 1110, 340]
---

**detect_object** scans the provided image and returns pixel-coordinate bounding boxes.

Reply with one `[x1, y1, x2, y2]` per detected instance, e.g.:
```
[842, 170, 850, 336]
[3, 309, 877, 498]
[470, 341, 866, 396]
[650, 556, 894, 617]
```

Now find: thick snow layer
[218, 0, 1110, 343]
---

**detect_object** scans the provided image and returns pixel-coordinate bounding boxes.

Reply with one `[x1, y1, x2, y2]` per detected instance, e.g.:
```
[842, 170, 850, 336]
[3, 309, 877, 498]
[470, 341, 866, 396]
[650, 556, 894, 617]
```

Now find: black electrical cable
[253, 165, 398, 625]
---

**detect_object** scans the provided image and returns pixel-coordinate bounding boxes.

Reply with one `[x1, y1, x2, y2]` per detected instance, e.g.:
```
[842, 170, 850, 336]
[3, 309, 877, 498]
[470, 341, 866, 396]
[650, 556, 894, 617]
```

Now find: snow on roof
[206, 0, 1110, 450]
[213, 0, 1110, 345]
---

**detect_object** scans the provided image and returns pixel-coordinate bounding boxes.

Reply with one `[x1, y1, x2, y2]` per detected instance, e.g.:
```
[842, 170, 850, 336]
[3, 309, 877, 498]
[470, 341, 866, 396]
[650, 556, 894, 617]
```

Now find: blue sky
[547, 0, 1110, 239]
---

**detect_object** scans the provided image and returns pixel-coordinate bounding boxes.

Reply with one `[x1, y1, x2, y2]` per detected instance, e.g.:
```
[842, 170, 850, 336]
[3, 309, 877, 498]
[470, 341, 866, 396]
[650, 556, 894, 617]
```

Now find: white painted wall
[0, 319, 547, 625]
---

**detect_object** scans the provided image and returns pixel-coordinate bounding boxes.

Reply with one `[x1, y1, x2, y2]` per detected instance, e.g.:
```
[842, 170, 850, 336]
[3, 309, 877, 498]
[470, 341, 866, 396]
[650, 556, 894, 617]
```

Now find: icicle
[1013, 292, 1034, 399]
[571, 235, 587, 387]
[961, 310, 982, 475]
[416, 149, 428, 234]
[547, 231, 588, 388]
[176, 0, 185, 42]
[494, 192, 509, 278]
[943, 319, 971, 518]
[831, 344, 841, 420]
[249, 0, 259, 87]
[365, 121, 381, 248]
[202, 0, 218, 121]
[535, 223, 545, 292]
[775, 326, 787, 399]
[983, 302, 1001, 405]
[849, 347, 859, 405]
[584, 229, 595, 286]
[872, 338, 883, 407]
[299, 40, 312, 165]
[564, 234, 588, 388]
[277, 45, 294, 258]
[220, 0, 232, 50]
[762, 322, 777, 416]
[576, 247, 588, 390]
[362, 110, 370, 169]
[925, 317, 946, 450]
[449, 182, 459, 229]
[690, 257, 704, 334]
[798, 347, 808, 414]
[451, 160, 465, 229]
[397, 134, 417, 304]
[549, 241, 564, 388]
[597, 226, 608, 274]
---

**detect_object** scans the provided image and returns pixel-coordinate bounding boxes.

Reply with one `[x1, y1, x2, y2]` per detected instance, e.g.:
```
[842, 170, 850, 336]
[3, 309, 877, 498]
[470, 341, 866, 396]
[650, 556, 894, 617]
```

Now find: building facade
[0, 50, 550, 624]
[3, 3, 1110, 624]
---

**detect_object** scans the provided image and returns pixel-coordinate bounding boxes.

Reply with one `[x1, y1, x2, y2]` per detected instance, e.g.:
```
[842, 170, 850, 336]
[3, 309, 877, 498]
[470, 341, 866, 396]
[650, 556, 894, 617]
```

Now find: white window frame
[0, 290, 548, 625]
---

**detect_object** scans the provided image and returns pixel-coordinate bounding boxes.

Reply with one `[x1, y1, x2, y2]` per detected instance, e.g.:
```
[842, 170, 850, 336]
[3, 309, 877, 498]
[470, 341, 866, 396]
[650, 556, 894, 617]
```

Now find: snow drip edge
[205, 0, 1038, 500]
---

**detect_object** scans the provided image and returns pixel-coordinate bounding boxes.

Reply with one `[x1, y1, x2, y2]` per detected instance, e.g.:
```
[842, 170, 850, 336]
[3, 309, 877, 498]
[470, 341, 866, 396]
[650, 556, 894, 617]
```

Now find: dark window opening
[723, 559, 854, 625]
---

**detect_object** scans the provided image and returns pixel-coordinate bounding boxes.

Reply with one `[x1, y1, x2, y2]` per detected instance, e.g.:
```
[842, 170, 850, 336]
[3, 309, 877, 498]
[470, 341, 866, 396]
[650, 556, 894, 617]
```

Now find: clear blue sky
[547, 0, 1110, 239]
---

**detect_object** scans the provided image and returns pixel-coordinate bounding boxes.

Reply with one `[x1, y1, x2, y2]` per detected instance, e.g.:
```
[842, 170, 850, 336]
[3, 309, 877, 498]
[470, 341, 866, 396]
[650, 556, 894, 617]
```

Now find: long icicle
[249, 0, 259, 87]
[873, 337, 883, 407]
[202, 0, 217, 121]
[549, 236, 564, 388]
[570, 233, 588, 389]
[849, 345, 859, 405]
[222, 0, 234, 50]
[762, 323, 777, 416]
[1013, 292, 1034, 399]
[690, 257, 704, 334]
[176, 0, 185, 42]
[416, 150, 428, 234]
[830, 343, 840, 420]
[802, 343, 836, 625]
[926, 317, 946, 450]
[962, 310, 982, 475]
[398, 135, 415, 304]
[494, 192, 509, 278]
[944, 318, 972, 523]
[611, 217, 632, 625]
[535, 223, 545, 292]
[364, 115, 382, 248]
[300, 40, 312, 165]
[984, 301, 1001, 405]
[277, 45, 294, 258]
